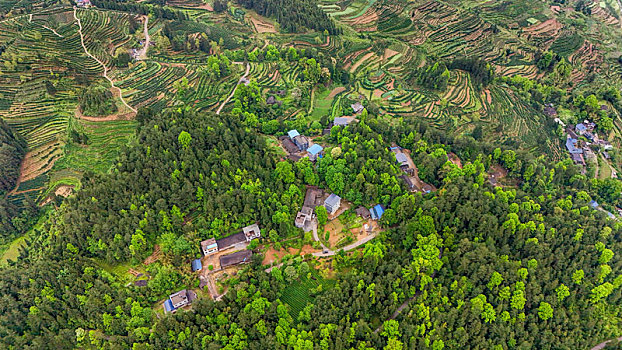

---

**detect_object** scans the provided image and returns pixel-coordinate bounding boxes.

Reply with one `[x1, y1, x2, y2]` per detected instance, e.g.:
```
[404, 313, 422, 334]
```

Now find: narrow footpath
[137, 15, 150, 60]
[216, 62, 250, 115]
[73, 7, 136, 114]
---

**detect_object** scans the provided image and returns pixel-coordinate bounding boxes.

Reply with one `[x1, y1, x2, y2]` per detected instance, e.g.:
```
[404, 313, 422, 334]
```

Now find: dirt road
[216, 62, 250, 115]
[74, 7, 136, 114]
[137, 16, 150, 60]
[312, 231, 378, 257]
[591, 336, 622, 350]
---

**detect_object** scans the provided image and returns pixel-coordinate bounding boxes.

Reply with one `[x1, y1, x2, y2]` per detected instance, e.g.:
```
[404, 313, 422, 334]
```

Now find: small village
[158, 103, 445, 313]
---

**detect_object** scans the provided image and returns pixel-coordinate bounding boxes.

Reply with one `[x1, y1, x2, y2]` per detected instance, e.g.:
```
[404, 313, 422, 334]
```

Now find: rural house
[351, 102, 364, 114]
[288, 130, 309, 151]
[324, 194, 341, 215]
[242, 223, 261, 241]
[334, 116, 355, 127]
[395, 152, 409, 167]
[164, 289, 197, 313]
[200, 238, 218, 256]
[295, 206, 314, 231]
[307, 144, 324, 161]
[355, 206, 371, 219]
[565, 136, 582, 154]
[370, 204, 385, 220]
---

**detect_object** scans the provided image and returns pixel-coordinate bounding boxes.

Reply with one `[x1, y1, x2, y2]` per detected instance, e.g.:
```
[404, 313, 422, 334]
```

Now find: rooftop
[170, 289, 188, 306]
[242, 223, 261, 238]
[565, 137, 582, 154]
[216, 232, 247, 250]
[164, 299, 175, 312]
[324, 193, 341, 207]
[200, 238, 217, 250]
[334, 116, 355, 126]
[191, 259, 203, 272]
[307, 144, 324, 155]
[220, 250, 253, 268]
[370, 204, 385, 220]
[395, 152, 409, 165]
[287, 130, 300, 139]
[355, 206, 371, 219]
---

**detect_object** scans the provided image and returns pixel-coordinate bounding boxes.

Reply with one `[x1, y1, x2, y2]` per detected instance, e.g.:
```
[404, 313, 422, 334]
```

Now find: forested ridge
[0, 108, 620, 349]
[237, 0, 340, 34]
[0, 118, 27, 194]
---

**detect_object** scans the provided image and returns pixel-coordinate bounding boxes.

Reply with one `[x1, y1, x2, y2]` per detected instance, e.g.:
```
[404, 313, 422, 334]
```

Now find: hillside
[1, 0, 622, 348]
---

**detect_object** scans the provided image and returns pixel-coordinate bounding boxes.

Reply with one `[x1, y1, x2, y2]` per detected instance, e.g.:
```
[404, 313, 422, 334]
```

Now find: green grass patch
[280, 269, 335, 318]
[310, 88, 335, 120]
[0, 235, 26, 266]
[54, 118, 136, 176]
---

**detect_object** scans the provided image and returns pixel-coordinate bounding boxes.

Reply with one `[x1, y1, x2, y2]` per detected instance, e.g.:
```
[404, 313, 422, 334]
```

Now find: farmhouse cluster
[163, 224, 261, 313]
[564, 120, 614, 176]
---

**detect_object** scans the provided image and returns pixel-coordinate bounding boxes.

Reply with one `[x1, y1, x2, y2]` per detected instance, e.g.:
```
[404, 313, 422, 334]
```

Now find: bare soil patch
[384, 48, 399, 60]
[55, 185, 74, 197]
[250, 14, 276, 33]
[143, 244, 161, 265]
[448, 152, 462, 168]
[350, 52, 374, 72]
[262, 245, 297, 266]
[328, 86, 346, 98]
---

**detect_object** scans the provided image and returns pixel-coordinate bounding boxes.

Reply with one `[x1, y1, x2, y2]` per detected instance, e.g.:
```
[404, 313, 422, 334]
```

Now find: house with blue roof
[307, 144, 324, 161]
[565, 136, 582, 154]
[288, 129, 309, 151]
[287, 129, 300, 139]
[575, 123, 587, 135]
[191, 259, 202, 272]
[163, 289, 196, 313]
[370, 204, 385, 220]
[590, 200, 599, 208]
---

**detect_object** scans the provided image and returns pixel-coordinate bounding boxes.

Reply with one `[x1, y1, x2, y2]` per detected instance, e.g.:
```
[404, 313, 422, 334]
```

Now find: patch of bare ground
[262, 245, 298, 266]
[143, 245, 161, 265]
[448, 152, 462, 168]
[328, 86, 346, 98]
[250, 14, 276, 33]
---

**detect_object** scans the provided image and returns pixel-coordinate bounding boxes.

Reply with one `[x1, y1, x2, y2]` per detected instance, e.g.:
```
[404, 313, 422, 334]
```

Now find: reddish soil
[373, 89, 384, 99]
[384, 48, 399, 61]
[55, 185, 74, 197]
[250, 15, 276, 33]
[448, 152, 462, 168]
[14, 142, 62, 186]
[143, 245, 161, 265]
[350, 52, 374, 72]
[484, 89, 492, 104]
[328, 86, 346, 98]
[262, 245, 297, 265]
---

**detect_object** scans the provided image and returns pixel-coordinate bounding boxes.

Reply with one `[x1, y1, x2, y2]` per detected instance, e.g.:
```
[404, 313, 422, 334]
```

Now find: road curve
[591, 337, 622, 350]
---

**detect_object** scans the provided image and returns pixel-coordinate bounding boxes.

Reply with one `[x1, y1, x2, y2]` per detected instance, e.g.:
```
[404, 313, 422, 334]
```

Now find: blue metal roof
[565, 137, 582, 154]
[307, 144, 324, 155]
[576, 123, 587, 132]
[287, 130, 300, 139]
[191, 259, 203, 271]
[590, 200, 599, 208]
[370, 204, 385, 220]
[164, 299, 175, 312]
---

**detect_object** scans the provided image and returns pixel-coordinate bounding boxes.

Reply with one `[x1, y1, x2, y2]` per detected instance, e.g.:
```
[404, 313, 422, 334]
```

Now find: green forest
[1, 0, 622, 348]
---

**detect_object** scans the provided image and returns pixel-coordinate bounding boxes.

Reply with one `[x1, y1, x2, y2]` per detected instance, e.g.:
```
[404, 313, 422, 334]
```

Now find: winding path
[29, 14, 64, 37]
[216, 62, 250, 115]
[73, 7, 136, 114]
